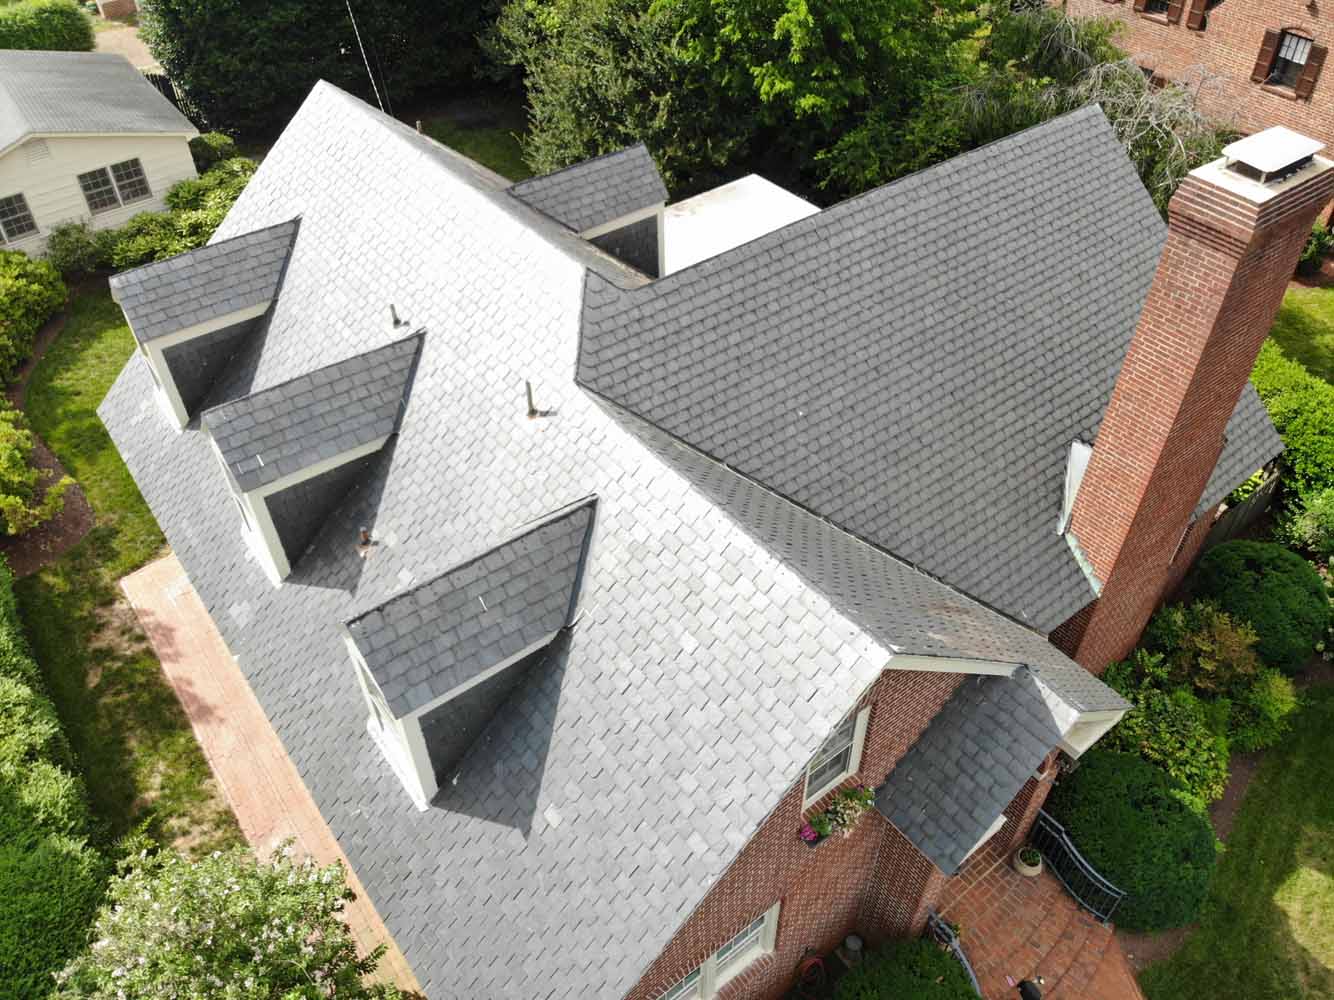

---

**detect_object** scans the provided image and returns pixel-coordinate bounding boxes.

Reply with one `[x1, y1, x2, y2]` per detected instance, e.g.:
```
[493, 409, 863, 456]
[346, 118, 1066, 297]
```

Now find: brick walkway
[936, 842, 1145, 1000]
[121, 553, 421, 994]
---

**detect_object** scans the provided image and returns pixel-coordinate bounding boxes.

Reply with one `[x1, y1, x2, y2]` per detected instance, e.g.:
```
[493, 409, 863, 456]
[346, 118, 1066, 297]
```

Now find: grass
[14, 287, 239, 854]
[1269, 285, 1334, 385]
[1140, 687, 1334, 1000]
[412, 92, 532, 182]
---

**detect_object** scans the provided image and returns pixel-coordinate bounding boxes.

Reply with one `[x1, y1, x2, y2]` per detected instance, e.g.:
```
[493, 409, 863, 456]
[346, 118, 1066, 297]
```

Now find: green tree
[57, 845, 402, 999]
[0, 0, 93, 52]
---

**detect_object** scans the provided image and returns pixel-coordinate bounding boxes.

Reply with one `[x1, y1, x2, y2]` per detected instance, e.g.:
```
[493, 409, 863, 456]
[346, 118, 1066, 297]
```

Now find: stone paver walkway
[122, 553, 421, 994]
[936, 841, 1145, 1000]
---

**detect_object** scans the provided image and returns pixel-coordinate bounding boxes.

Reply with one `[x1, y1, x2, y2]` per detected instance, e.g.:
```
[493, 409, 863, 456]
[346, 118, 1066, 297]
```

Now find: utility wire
[344, 0, 383, 113]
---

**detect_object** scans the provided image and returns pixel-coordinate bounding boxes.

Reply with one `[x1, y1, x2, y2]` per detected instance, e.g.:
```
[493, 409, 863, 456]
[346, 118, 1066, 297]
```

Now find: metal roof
[0, 50, 195, 156]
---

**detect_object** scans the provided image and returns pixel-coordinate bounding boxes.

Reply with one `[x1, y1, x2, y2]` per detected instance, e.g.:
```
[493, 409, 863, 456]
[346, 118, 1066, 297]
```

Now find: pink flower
[800, 824, 819, 843]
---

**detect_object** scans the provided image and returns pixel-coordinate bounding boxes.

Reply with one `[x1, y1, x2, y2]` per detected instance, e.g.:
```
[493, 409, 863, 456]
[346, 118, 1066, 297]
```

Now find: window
[802, 705, 870, 807]
[1269, 31, 1314, 89]
[0, 193, 37, 243]
[1143, 0, 1169, 14]
[654, 903, 781, 1000]
[78, 158, 152, 214]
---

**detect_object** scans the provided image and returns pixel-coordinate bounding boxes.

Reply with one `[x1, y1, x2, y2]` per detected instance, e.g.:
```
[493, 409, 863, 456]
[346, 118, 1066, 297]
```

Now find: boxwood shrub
[1045, 750, 1217, 932]
[0, 0, 93, 52]
[1251, 340, 1334, 505]
[835, 938, 977, 1000]
[1189, 540, 1330, 673]
[0, 249, 65, 381]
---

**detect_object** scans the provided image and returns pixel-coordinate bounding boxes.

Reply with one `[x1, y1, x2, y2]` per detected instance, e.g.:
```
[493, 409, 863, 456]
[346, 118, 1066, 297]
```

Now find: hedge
[0, 249, 65, 381]
[1251, 340, 1334, 504]
[835, 938, 977, 1000]
[0, 0, 93, 51]
[1190, 540, 1330, 673]
[1046, 750, 1217, 931]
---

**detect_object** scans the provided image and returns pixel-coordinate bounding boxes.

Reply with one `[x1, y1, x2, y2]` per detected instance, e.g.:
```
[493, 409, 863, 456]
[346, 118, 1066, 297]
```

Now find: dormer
[342, 498, 597, 809]
[201, 332, 422, 584]
[109, 219, 299, 429]
[509, 145, 668, 277]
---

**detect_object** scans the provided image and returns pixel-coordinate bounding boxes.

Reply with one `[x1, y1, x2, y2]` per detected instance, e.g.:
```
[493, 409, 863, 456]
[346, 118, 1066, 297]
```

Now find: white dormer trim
[579, 202, 667, 277]
[888, 654, 1017, 677]
[134, 302, 271, 429]
[1057, 440, 1092, 536]
[1030, 674, 1126, 759]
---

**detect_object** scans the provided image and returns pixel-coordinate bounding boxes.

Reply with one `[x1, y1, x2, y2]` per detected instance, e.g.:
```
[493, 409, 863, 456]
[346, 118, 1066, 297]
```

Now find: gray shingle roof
[0, 50, 195, 155]
[202, 332, 420, 492]
[1200, 388, 1284, 513]
[110, 220, 299, 345]
[509, 144, 668, 232]
[876, 670, 1064, 873]
[347, 499, 596, 716]
[578, 106, 1279, 634]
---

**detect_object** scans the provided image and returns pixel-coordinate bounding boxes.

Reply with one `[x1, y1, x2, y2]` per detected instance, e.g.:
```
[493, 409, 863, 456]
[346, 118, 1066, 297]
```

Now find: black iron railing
[925, 910, 982, 997]
[1031, 809, 1127, 924]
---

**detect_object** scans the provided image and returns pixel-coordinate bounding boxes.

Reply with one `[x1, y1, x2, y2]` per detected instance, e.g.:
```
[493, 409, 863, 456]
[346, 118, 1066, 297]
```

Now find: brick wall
[1061, 0, 1334, 146]
[623, 669, 964, 1000]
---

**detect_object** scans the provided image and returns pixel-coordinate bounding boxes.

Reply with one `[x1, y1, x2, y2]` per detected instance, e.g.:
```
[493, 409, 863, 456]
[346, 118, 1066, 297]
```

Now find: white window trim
[78, 158, 154, 215]
[802, 706, 870, 808]
[657, 902, 781, 1000]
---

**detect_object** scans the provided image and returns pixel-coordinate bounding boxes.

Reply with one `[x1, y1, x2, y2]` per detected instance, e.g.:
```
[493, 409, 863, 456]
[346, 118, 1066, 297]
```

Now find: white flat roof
[662, 174, 820, 274]
[1223, 126, 1325, 173]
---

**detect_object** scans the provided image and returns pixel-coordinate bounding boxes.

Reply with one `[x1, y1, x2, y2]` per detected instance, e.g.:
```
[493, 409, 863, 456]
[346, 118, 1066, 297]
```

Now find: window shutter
[1166, 0, 1185, 24]
[1252, 29, 1281, 82]
[1185, 0, 1208, 30]
[1132, 0, 1148, 11]
[1296, 44, 1328, 98]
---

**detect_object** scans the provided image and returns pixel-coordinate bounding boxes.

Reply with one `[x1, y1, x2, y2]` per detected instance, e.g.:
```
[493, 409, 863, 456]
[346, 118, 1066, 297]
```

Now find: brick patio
[935, 841, 1145, 1000]
[121, 552, 421, 995]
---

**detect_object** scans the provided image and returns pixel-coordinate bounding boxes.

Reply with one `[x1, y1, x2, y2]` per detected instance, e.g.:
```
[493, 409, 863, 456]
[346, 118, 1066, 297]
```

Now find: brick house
[1061, 0, 1334, 146]
[99, 81, 1331, 1000]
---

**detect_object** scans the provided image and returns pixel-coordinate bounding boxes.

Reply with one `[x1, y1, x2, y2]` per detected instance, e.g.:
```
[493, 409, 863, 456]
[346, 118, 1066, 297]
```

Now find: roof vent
[1223, 127, 1325, 185]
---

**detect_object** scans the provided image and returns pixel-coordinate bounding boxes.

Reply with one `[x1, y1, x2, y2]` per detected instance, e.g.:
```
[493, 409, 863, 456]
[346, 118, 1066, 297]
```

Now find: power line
[344, 0, 383, 113]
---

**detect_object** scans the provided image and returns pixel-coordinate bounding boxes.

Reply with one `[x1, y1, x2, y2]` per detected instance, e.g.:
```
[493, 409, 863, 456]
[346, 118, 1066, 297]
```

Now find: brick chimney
[1066, 127, 1334, 671]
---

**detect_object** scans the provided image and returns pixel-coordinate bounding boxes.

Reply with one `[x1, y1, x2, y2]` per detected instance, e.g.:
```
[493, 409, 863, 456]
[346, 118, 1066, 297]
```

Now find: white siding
[0, 133, 197, 256]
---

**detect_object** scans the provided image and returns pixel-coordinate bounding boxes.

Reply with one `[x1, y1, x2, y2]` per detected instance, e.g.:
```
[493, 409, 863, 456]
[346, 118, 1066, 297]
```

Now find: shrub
[0, 559, 40, 690]
[0, 835, 106, 1000]
[1283, 486, 1334, 558]
[1230, 669, 1298, 752]
[1251, 340, 1334, 505]
[1045, 750, 1217, 931]
[187, 131, 237, 172]
[1190, 540, 1330, 673]
[0, 674, 71, 772]
[834, 938, 976, 1000]
[56, 844, 402, 999]
[0, 0, 92, 51]
[1297, 220, 1334, 276]
[0, 249, 65, 380]
[0, 760, 90, 850]
[1103, 655, 1230, 802]
[0, 397, 71, 535]
[44, 223, 117, 277]
[1225, 468, 1266, 507]
[1143, 601, 1261, 695]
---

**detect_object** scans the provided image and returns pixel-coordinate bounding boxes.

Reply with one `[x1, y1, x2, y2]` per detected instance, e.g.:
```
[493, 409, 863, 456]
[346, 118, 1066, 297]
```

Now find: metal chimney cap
[1223, 127, 1324, 176]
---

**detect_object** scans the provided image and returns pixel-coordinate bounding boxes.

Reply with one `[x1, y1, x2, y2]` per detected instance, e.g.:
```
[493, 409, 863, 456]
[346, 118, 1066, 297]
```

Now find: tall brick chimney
[1066, 127, 1334, 671]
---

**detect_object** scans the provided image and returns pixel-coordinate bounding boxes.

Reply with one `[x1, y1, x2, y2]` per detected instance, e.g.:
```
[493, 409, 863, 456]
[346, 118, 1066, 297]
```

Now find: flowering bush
[803, 786, 876, 842]
[56, 843, 403, 999]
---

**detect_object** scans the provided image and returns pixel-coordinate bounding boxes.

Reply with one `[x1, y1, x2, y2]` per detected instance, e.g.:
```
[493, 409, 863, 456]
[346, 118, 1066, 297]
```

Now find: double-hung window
[802, 705, 870, 807]
[0, 193, 37, 243]
[655, 903, 781, 999]
[1143, 0, 1169, 14]
[78, 158, 152, 214]
[1268, 32, 1314, 89]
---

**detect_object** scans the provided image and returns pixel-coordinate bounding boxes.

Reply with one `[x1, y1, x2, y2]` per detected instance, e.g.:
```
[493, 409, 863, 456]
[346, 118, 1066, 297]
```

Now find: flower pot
[1013, 848, 1043, 877]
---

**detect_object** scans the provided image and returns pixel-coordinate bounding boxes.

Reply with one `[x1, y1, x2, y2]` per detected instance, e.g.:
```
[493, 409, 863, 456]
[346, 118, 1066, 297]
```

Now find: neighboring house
[1062, 0, 1334, 147]
[0, 50, 197, 257]
[98, 79, 1332, 1000]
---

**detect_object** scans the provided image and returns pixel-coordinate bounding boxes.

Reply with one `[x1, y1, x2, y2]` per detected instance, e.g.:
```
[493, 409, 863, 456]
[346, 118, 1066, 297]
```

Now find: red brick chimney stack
[1066, 127, 1334, 671]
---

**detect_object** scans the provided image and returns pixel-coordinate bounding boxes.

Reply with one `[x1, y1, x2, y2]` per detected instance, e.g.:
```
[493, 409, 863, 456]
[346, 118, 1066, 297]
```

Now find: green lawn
[1141, 687, 1334, 1000]
[14, 288, 239, 854]
[1269, 286, 1334, 384]
[413, 94, 532, 182]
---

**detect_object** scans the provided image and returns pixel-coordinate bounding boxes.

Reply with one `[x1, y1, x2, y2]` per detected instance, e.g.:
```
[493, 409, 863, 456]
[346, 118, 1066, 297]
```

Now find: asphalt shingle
[509, 144, 668, 233]
[346, 498, 596, 716]
[876, 670, 1064, 874]
[201, 332, 420, 492]
[110, 219, 299, 345]
[0, 50, 195, 154]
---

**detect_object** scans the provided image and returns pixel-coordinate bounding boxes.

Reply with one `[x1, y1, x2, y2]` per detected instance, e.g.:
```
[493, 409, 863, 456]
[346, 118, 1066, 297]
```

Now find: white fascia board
[250, 436, 390, 500]
[578, 203, 663, 240]
[239, 489, 289, 584]
[400, 631, 560, 722]
[0, 129, 199, 160]
[342, 631, 393, 707]
[143, 302, 270, 351]
[888, 654, 1018, 677]
[1031, 673, 1126, 757]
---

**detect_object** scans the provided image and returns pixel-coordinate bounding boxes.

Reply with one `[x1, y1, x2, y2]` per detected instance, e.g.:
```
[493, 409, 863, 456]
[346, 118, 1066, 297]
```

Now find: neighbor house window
[0, 193, 37, 243]
[78, 158, 152, 214]
[802, 706, 870, 807]
[654, 903, 781, 1000]
[1143, 0, 1169, 14]
[1268, 31, 1314, 88]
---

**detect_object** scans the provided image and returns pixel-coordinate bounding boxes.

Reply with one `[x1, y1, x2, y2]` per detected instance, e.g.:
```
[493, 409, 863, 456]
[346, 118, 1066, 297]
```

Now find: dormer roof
[345, 498, 596, 717]
[202, 332, 421, 492]
[110, 219, 299, 345]
[509, 143, 667, 232]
